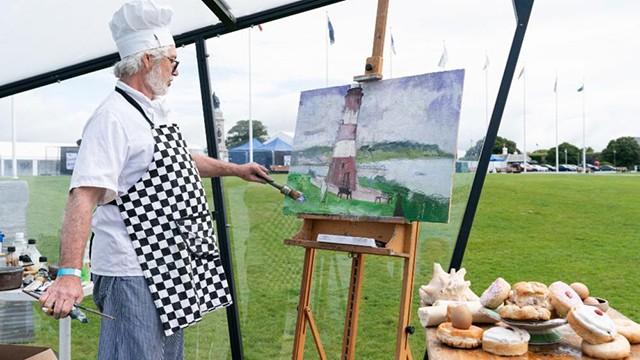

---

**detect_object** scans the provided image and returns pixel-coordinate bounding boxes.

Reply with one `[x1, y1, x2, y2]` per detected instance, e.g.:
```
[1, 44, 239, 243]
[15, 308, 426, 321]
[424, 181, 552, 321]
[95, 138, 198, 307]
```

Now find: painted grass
[8, 173, 639, 359]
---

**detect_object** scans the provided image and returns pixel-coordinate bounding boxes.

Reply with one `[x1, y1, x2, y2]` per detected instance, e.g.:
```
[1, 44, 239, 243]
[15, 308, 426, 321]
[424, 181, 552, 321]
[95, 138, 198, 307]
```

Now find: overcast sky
[1, 0, 639, 156]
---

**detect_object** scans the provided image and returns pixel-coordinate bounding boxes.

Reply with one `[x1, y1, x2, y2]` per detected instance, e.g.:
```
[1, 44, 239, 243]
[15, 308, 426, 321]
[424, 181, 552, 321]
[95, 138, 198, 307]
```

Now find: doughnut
[480, 277, 511, 309]
[581, 334, 630, 359]
[549, 281, 583, 317]
[613, 318, 640, 344]
[482, 325, 530, 356]
[567, 305, 617, 344]
[436, 322, 483, 349]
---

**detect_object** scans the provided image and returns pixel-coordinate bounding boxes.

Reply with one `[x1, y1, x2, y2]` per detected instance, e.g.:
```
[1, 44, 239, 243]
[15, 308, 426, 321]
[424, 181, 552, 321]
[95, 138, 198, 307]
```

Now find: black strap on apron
[104, 87, 156, 207]
[115, 87, 154, 128]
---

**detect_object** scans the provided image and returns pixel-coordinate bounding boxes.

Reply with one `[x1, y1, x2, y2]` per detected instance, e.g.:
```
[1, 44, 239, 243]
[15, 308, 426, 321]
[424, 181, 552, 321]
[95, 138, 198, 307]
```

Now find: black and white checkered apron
[112, 87, 232, 336]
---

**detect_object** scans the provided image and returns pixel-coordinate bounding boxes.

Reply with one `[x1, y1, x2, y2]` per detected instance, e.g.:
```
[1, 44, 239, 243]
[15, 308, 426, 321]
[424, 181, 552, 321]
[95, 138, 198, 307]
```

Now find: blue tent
[228, 139, 272, 166]
[261, 137, 293, 167]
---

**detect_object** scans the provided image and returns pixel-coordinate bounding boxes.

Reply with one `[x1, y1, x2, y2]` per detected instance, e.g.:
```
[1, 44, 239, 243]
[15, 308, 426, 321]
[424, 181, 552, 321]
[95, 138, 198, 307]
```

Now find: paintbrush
[258, 174, 305, 202]
[23, 289, 115, 321]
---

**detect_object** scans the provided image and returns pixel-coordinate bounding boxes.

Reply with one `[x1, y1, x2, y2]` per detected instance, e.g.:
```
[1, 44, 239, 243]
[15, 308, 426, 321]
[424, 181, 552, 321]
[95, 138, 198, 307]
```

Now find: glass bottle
[6, 246, 19, 267]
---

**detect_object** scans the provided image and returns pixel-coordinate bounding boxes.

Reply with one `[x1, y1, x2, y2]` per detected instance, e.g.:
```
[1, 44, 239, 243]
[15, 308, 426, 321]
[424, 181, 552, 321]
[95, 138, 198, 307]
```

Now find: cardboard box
[0, 344, 57, 360]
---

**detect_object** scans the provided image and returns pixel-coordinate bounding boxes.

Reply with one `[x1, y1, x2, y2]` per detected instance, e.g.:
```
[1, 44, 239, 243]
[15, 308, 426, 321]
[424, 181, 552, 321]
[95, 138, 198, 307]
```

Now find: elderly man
[40, 1, 269, 358]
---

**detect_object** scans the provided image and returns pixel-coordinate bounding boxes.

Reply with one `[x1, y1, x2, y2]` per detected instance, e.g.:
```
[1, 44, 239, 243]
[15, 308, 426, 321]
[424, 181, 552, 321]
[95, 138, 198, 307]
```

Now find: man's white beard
[145, 65, 169, 98]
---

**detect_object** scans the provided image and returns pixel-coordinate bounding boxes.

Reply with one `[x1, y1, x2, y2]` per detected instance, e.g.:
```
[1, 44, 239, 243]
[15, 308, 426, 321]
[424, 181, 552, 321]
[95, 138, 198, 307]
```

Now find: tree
[460, 136, 521, 160]
[601, 137, 640, 168]
[493, 136, 520, 155]
[546, 142, 580, 164]
[225, 120, 269, 149]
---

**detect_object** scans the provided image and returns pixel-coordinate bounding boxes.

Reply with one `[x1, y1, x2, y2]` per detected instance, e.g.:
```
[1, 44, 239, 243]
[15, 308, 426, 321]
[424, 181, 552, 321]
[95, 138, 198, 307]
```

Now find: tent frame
[1, 0, 535, 358]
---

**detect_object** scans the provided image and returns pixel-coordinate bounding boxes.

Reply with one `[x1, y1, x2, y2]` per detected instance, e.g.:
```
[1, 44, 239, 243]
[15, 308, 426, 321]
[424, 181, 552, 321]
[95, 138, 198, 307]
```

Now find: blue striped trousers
[93, 275, 183, 360]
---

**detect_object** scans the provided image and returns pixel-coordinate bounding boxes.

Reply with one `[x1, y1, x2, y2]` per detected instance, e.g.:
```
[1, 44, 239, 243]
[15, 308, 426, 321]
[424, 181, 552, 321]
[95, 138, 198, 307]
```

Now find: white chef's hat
[109, 0, 175, 59]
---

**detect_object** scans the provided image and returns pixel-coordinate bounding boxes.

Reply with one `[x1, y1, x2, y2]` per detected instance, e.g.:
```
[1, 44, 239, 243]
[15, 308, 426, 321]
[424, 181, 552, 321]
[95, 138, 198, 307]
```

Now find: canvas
[284, 70, 464, 223]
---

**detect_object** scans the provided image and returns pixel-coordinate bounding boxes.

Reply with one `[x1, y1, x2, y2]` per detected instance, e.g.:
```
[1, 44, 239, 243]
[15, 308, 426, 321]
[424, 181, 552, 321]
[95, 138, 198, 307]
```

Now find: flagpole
[582, 80, 586, 173]
[523, 68, 527, 173]
[389, 27, 393, 78]
[248, 27, 253, 163]
[484, 55, 489, 126]
[325, 12, 329, 87]
[555, 73, 559, 173]
[11, 96, 17, 179]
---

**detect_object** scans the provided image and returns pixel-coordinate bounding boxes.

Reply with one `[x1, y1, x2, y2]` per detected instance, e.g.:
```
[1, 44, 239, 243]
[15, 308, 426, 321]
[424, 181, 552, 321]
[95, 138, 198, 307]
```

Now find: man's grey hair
[113, 46, 171, 79]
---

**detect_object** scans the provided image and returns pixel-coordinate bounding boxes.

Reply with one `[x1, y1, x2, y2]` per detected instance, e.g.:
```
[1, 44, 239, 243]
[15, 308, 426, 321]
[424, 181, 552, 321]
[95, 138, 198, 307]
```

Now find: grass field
[5, 173, 639, 359]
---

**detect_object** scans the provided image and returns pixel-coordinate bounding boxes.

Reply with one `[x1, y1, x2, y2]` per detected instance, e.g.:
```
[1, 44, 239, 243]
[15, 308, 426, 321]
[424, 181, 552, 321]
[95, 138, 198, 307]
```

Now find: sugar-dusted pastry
[482, 325, 530, 356]
[508, 281, 551, 310]
[567, 305, 617, 344]
[436, 322, 483, 349]
[499, 304, 551, 321]
[581, 334, 631, 359]
[418, 263, 479, 306]
[613, 318, 640, 344]
[480, 277, 511, 309]
[549, 281, 583, 317]
[570, 282, 590, 300]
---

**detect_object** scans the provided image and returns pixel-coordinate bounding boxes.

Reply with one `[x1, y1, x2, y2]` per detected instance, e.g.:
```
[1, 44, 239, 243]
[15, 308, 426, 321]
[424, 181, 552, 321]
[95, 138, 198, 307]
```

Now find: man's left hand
[236, 162, 271, 183]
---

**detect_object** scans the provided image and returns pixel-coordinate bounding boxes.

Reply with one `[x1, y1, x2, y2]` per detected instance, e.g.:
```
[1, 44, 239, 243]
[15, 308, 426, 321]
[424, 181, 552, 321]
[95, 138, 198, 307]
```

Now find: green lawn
[5, 173, 639, 359]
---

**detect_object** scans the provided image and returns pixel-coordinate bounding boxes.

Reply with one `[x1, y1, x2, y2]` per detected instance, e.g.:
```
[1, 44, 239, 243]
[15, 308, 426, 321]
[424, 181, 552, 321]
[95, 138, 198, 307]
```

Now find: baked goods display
[581, 334, 631, 360]
[549, 281, 584, 317]
[482, 325, 530, 356]
[418, 264, 638, 358]
[567, 305, 617, 344]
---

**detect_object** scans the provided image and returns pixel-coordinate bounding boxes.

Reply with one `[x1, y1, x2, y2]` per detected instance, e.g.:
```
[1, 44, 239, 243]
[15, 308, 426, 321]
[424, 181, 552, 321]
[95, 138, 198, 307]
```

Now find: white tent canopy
[0, 0, 340, 97]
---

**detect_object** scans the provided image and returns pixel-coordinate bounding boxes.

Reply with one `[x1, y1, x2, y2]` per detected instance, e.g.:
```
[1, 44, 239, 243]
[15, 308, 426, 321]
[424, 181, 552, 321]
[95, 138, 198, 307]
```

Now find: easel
[285, 215, 420, 360]
[287, 1, 419, 358]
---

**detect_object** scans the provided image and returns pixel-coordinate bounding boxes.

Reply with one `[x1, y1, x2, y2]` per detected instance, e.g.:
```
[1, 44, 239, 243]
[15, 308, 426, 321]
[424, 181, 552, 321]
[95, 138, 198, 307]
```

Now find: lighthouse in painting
[326, 86, 363, 196]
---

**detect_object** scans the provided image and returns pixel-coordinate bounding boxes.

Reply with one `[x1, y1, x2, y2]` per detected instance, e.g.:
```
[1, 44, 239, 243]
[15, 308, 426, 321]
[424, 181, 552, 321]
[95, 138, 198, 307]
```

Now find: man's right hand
[39, 275, 84, 319]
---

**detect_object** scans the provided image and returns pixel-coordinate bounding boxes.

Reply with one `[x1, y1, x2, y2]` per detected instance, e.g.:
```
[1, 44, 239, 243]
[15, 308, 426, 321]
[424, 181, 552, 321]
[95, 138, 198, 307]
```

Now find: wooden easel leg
[305, 307, 327, 360]
[341, 254, 365, 360]
[396, 222, 420, 360]
[293, 248, 317, 360]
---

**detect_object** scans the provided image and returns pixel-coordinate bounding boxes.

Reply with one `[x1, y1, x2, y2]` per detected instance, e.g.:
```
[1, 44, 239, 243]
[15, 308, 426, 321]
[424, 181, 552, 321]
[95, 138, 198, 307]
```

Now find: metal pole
[448, 0, 534, 271]
[248, 28, 254, 163]
[326, 12, 329, 86]
[555, 74, 559, 172]
[195, 38, 244, 360]
[11, 96, 17, 178]
[523, 69, 527, 173]
[485, 61, 489, 126]
[582, 82, 586, 172]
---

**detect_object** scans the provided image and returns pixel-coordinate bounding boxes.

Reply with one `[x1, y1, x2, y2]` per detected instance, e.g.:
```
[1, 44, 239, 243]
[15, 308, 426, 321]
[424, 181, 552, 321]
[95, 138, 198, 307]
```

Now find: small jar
[6, 246, 19, 267]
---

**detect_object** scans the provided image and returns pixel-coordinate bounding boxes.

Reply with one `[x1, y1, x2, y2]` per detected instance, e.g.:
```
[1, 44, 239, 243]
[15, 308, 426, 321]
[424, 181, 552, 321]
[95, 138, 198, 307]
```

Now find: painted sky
[293, 71, 464, 154]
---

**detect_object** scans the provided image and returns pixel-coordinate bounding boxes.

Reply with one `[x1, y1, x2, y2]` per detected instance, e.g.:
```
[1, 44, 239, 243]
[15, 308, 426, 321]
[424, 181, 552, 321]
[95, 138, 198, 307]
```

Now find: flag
[482, 54, 490, 70]
[577, 84, 584, 92]
[438, 44, 448, 68]
[327, 16, 335, 45]
[390, 32, 397, 55]
[553, 76, 558, 93]
[517, 66, 525, 79]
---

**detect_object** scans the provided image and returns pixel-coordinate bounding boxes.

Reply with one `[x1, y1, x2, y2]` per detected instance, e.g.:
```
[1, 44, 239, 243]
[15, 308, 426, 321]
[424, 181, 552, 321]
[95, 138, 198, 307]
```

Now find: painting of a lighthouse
[285, 70, 464, 223]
